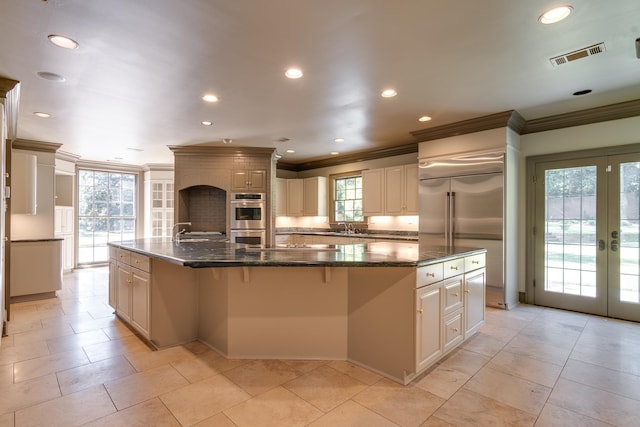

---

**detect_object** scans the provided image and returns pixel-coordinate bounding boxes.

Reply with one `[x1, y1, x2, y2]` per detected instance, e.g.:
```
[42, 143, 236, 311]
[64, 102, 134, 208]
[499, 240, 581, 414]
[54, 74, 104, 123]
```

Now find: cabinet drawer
[417, 263, 443, 287]
[443, 277, 463, 314]
[443, 258, 464, 278]
[116, 248, 131, 265]
[443, 310, 464, 352]
[130, 252, 151, 272]
[465, 253, 485, 272]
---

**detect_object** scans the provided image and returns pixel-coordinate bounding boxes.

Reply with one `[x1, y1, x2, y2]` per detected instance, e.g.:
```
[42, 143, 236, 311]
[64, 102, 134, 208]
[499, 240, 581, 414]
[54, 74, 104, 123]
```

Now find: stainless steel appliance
[230, 193, 266, 230]
[418, 151, 507, 308]
[229, 229, 266, 246]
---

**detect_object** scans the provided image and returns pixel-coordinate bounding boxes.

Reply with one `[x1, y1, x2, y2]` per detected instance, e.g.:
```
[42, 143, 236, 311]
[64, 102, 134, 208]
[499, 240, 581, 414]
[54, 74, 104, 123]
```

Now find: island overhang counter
[108, 239, 486, 384]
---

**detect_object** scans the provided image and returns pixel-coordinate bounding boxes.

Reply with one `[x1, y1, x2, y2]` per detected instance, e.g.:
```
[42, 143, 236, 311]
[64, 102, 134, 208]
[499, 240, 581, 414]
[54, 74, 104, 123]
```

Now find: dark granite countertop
[276, 230, 418, 241]
[109, 238, 485, 268]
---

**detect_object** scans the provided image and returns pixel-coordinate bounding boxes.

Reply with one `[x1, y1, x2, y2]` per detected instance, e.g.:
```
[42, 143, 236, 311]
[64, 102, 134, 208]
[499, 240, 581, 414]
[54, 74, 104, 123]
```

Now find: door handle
[611, 230, 619, 239]
[598, 240, 606, 251]
[611, 240, 619, 251]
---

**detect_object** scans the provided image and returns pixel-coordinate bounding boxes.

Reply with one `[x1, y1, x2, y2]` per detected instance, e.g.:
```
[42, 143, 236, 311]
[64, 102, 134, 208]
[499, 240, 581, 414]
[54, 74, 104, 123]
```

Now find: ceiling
[1, 0, 639, 167]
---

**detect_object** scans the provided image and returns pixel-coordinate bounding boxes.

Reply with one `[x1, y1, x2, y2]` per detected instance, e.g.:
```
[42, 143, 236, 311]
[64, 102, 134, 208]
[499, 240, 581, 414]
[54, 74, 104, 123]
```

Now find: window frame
[329, 170, 367, 227]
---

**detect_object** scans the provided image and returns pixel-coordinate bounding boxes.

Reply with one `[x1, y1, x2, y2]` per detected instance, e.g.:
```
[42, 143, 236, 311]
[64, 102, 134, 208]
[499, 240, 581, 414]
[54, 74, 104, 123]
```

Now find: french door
[533, 153, 640, 322]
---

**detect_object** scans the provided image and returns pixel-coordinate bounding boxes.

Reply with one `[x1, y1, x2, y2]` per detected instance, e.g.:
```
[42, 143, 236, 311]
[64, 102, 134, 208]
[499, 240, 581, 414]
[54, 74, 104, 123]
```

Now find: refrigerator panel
[418, 152, 504, 180]
[418, 177, 450, 245]
[450, 173, 503, 239]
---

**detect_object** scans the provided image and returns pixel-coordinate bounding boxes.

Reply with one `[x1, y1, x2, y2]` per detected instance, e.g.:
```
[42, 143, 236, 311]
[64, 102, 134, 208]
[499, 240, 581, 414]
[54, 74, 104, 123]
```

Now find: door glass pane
[544, 166, 597, 297]
[619, 161, 640, 303]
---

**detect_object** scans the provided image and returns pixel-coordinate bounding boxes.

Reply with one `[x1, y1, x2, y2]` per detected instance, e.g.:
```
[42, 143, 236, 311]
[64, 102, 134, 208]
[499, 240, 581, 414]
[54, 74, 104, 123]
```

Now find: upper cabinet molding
[13, 139, 62, 153]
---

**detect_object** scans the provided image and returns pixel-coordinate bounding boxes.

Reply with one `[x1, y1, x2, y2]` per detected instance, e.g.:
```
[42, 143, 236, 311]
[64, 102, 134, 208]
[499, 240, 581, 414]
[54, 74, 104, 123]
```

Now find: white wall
[11, 150, 56, 239]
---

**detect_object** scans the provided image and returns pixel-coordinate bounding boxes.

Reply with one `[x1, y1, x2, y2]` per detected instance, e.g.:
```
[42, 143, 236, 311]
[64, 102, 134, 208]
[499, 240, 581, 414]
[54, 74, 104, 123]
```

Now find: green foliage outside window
[334, 175, 363, 222]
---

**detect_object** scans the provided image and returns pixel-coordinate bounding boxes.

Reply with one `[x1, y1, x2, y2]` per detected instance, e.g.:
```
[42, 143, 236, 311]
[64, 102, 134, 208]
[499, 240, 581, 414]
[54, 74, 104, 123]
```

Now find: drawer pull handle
[135, 260, 139, 264]
[450, 266, 458, 270]
[465, 290, 470, 294]
[426, 272, 435, 278]
[417, 309, 423, 314]
[472, 260, 480, 264]
[453, 328, 459, 332]
[452, 293, 459, 297]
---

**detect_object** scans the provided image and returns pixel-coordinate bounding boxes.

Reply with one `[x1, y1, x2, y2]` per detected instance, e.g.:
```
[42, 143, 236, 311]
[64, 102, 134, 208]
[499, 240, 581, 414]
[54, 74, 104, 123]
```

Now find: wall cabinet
[286, 179, 304, 216]
[54, 206, 74, 271]
[362, 168, 385, 216]
[231, 169, 266, 191]
[363, 164, 418, 216]
[146, 180, 174, 238]
[112, 247, 150, 338]
[303, 176, 327, 216]
[276, 177, 327, 217]
[11, 151, 37, 215]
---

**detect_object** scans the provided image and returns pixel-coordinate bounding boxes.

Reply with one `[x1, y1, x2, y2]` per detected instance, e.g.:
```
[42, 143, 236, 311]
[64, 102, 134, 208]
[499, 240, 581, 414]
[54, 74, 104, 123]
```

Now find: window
[332, 173, 364, 223]
[78, 169, 137, 264]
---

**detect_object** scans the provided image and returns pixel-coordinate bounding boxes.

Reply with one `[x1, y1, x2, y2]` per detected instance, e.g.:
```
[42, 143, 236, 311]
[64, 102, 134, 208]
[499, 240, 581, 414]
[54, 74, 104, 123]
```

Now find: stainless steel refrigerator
[418, 152, 507, 308]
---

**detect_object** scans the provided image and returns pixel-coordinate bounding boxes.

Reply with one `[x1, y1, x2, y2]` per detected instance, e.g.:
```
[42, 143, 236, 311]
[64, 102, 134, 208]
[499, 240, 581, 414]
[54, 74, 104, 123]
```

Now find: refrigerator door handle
[444, 192, 449, 245]
[450, 191, 455, 246]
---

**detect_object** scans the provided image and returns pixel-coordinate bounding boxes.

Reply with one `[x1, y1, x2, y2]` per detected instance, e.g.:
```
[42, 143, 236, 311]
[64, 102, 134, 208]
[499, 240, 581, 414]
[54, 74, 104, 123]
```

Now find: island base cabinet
[115, 261, 150, 338]
[465, 268, 486, 336]
[416, 283, 443, 372]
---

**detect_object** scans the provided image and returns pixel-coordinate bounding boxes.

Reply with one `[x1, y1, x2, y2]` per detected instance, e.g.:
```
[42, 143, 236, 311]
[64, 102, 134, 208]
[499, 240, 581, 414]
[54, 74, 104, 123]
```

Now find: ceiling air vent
[550, 42, 606, 67]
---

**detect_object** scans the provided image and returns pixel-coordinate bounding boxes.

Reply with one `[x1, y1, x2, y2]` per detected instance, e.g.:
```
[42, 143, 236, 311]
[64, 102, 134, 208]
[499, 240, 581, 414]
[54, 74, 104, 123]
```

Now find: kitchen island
[108, 239, 486, 384]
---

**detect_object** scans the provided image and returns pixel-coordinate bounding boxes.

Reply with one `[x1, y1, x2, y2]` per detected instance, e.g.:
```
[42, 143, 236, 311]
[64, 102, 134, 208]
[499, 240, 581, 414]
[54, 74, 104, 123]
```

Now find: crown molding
[169, 145, 276, 158]
[521, 98, 640, 134]
[277, 143, 419, 172]
[143, 163, 174, 172]
[55, 150, 82, 163]
[410, 110, 525, 142]
[13, 139, 62, 153]
[0, 77, 20, 141]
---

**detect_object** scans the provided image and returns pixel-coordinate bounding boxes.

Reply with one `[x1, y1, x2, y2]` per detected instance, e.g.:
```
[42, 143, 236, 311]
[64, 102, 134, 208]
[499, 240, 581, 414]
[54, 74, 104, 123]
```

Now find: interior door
[533, 154, 640, 321]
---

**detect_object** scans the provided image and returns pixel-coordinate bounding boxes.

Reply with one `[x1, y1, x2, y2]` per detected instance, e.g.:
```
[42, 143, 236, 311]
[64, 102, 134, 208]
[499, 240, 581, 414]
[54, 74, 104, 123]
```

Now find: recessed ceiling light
[539, 5, 573, 24]
[127, 147, 144, 152]
[286, 149, 295, 154]
[573, 89, 592, 96]
[202, 94, 219, 103]
[418, 116, 432, 122]
[330, 151, 340, 155]
[334, 138, 345, 143]
[285, 68, 303, 79]
[48, 34, 79, 49]
[381, 89, 397, 98]
[37, 71, 65, 82]
[34, 112, 51, 118]
[201, 121, 213, 126]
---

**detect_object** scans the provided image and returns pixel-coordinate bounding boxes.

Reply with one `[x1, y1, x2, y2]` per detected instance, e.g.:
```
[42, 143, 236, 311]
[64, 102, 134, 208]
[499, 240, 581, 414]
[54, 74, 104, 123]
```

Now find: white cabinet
[113, 248, 150, 338]
[231, 169, 266, 191]
[146, 180, 174, 238]
[362, 168, 385, 216]
[414, 252, 485, 376]
[364, 164, 418, 216]
[11, 151, 37, 215]
[55, 206, 74, 271]
[464, 254, 486, 336]
[303, 176, 327, 216]
[286, 179, 304, 216]
[275, 178, 287, 216]
[276, 177, 327, 217]
[416, 283, 443, 371]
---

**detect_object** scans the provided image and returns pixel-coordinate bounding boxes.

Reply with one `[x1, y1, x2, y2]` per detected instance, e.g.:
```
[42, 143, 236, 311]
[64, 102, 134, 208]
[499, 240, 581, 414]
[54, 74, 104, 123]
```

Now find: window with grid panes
[334, 174, 364, 222]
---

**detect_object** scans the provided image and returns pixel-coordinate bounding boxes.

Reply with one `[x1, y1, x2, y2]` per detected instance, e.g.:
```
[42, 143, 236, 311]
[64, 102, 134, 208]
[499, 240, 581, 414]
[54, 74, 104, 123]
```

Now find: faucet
[338, 222, 354, 235]
[172, 222, 192, 242]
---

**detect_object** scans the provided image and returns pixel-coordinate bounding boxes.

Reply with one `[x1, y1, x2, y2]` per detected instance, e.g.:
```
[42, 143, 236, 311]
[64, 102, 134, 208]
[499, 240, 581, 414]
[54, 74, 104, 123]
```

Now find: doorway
[530, 150, 640, 322]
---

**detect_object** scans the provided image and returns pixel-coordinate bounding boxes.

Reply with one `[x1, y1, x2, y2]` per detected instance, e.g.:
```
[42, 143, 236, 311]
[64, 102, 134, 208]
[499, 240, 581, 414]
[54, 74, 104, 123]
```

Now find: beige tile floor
[1, 268, 640, 426]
